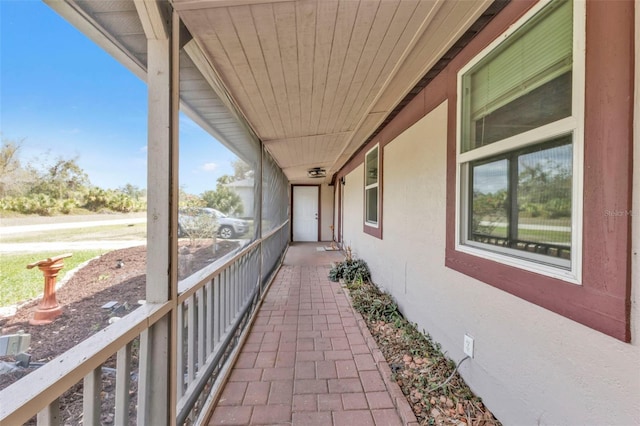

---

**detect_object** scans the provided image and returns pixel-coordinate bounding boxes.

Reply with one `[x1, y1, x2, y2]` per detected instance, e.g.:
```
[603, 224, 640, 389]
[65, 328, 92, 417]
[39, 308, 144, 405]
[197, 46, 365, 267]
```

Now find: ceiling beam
[134, 0, 169, 40]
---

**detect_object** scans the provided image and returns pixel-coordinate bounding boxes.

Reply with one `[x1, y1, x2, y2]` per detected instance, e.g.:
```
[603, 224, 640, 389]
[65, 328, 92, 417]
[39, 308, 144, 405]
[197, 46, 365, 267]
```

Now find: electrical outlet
[464, 334, 474, 358]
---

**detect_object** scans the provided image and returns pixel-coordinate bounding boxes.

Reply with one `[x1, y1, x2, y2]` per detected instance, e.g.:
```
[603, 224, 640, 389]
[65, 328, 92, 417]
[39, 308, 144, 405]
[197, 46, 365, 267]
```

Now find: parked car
[178, 207, 249, 239]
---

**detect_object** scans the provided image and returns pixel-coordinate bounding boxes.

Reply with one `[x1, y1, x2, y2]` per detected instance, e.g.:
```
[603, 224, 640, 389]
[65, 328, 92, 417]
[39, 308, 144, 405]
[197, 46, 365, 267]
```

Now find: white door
[293, 186, 319, 241]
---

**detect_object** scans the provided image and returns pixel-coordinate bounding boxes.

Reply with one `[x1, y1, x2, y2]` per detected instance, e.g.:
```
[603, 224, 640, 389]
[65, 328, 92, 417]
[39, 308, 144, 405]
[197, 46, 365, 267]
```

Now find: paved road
[0, 240, 146, 253]
[0, 217, 147, 236]
[0, 217, 147, 253]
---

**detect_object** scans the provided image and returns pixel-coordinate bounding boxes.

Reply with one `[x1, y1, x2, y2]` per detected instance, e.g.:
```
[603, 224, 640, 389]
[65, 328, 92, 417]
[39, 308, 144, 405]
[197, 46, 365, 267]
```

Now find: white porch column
[135, 2, 179, 425]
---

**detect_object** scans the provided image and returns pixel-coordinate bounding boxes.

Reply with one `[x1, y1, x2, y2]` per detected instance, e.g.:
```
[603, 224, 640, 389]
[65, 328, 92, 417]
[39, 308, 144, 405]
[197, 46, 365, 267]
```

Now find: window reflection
[470, 137, 572, 264]
[472, 159, 508, 239]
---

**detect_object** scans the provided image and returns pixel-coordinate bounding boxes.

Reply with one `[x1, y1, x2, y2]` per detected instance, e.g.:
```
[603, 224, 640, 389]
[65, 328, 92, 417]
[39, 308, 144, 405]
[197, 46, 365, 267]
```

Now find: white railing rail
[176, 242, 261, 424]
[0, 221, 289, 426]
[0, 302, 171, 425]
[176, 222, 289, 424]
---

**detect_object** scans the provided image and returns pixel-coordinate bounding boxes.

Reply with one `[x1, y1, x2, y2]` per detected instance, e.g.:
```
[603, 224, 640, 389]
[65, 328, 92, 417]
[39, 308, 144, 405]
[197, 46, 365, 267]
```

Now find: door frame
[291, 184, 321, 241]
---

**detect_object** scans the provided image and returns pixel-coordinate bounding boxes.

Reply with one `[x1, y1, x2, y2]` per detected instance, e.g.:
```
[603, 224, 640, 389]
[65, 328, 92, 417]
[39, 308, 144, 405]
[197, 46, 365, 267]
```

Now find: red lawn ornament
[27, 253, 72, 325]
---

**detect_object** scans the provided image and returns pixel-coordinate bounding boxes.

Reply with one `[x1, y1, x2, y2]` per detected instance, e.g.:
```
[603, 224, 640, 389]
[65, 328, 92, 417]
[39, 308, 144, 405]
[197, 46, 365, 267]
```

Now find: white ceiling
[174, 0, 494, 183]
[46, 0, 495, 184]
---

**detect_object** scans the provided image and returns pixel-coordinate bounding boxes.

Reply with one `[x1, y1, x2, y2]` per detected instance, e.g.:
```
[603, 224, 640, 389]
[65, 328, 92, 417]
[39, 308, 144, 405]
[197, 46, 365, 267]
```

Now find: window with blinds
[461, 0, 573, 152]
[456, 0, 583, 281]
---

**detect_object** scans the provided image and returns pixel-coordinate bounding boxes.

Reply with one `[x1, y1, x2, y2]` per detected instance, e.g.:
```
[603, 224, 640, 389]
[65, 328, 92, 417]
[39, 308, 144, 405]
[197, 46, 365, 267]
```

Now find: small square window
[364, 145, 379, 227]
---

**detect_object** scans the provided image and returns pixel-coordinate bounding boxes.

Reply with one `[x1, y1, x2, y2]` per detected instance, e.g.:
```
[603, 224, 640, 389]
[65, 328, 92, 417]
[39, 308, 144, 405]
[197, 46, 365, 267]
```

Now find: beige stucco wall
[342, 101, 640, 424]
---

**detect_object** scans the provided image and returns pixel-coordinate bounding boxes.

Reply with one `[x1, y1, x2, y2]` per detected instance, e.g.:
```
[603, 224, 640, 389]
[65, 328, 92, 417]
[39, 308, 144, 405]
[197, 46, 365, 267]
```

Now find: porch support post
[136, 3, 179, 425]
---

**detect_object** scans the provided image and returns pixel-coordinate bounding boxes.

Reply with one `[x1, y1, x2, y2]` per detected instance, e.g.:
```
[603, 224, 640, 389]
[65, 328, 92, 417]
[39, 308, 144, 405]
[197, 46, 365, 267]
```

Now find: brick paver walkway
[208, 244, 412, 425]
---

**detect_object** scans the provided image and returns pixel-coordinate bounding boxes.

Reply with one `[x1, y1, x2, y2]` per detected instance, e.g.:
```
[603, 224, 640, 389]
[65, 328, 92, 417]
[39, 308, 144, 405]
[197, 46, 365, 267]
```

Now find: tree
[119, 183, 146, 200]
[518, 160, 571, 219]
[0, 138, 30, 197]
[216, 175, 234, 185]
[31, 155, 90, 200]
[231, 159, 252, 180]
[198, 157, 250, 216]
[0, 139, 22, 178]
[472, 189, 507, 235]
[215, 158, 253, 186]
[201, 186, 243, 216]
[179, 187, 206, 209]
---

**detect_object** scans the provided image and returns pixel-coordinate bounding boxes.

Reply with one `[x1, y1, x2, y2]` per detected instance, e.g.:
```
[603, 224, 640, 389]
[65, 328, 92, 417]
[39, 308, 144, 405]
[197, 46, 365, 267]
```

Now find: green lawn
[0, 250, 106, 306]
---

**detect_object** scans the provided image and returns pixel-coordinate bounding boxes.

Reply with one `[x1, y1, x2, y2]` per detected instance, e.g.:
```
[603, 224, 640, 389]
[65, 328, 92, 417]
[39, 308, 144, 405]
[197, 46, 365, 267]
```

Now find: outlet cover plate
[464, 334, 474, 358]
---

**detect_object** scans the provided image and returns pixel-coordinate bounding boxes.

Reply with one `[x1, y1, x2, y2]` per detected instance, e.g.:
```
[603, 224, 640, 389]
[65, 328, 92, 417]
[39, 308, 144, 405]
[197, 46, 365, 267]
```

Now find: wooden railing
[0, 222, 289, 426]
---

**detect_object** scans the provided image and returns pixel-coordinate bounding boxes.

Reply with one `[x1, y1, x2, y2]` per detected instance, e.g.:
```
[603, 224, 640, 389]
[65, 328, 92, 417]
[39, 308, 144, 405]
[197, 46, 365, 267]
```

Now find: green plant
[328, 256, 371, 284]
[82, 187, 144, 213]
[348, 280, 400, 322]
[180, 206, 219, 246]
[201, 186, 244, 216]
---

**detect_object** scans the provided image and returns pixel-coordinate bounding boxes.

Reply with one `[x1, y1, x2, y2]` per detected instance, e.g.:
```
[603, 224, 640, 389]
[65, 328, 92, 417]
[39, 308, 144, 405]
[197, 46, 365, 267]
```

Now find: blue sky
[1, 0, 236, 195]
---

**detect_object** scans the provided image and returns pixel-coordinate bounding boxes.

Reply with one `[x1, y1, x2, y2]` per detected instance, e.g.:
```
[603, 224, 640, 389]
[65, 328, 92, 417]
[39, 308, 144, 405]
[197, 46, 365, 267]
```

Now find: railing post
[115, 343, 132, 426]
[83, 368, 101, 426]
[36, 399, 60, 426]
[135, 2, 179, 424]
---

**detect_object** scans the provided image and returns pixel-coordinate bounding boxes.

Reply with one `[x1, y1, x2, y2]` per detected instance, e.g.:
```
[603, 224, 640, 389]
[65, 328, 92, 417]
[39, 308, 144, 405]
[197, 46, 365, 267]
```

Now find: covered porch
[0, 0, 531, 424]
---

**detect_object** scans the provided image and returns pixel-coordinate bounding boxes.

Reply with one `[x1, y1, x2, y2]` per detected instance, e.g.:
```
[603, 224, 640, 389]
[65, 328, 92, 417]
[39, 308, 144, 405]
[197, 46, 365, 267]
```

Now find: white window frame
[364, 144, 380, 228]
[455, 0, 585, 284]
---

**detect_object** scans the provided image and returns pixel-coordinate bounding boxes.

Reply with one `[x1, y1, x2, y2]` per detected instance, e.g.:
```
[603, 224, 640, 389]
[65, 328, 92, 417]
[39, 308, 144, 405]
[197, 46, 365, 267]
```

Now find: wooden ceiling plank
[328, 0, 399, 134]
[308, 0, 339, 137]
[179, 69, 207, 81]
[315, 0, 359, 135]
[196, 7, 276, 138]
[273, 1, 302, 139]
[228, 5, 287, 138]
[179, 79, 218, 92]
[179, 91, 219, 101]
[323, 0, 385, 134]
[184, 10, 267, 135]
[328, 111, 386, 175]
[252, 3, 295, 138]
[173, 0, 292, 12]
[370, 0, 490, 115]
[295, 0, 317, 138]
[183, 98, 228, 109]
[331, 0, 446, 170]
[335, 0, 423, 132]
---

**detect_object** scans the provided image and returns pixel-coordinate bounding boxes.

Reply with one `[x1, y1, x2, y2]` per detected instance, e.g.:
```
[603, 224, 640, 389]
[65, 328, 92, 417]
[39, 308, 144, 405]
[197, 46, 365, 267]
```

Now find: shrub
[0, 194, 60, 215]
[81, 187, 145, 212]
[328, 257, 371, 284]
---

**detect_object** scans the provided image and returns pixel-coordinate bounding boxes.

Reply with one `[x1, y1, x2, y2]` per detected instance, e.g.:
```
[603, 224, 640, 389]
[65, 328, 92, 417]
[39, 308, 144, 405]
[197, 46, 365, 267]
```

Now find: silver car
[178, 207, 249, 239]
